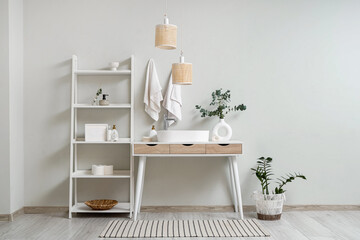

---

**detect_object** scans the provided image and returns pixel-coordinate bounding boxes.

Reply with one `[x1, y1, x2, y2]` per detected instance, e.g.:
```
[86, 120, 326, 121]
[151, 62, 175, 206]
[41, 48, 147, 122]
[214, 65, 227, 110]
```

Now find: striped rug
[99, 219, 270, 238]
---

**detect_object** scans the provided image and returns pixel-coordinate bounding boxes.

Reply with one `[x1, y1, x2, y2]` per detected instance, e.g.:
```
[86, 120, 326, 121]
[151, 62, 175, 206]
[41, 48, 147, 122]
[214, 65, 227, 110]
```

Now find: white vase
[211, 118, 232, 141]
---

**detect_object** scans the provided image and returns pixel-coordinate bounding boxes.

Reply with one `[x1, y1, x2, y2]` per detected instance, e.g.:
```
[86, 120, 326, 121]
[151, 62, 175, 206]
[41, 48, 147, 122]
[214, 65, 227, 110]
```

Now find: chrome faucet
[164, 112, 176, 130]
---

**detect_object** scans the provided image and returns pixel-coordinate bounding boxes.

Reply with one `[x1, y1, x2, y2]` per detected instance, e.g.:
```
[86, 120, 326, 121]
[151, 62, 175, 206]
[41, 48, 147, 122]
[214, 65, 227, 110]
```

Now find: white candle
[104, 165, 113, 175]
[92, 165, 104, 175]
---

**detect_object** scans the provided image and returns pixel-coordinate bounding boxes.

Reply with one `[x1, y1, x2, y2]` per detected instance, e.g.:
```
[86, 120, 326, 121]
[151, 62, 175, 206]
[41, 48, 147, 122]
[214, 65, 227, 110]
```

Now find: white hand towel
[144, 59, 163, 121]
[163, 73, 182, 126]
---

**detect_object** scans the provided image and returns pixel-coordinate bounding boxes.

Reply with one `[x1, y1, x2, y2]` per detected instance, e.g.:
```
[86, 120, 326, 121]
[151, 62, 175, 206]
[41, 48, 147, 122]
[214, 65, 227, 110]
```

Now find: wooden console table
[132, 141, 244, 221]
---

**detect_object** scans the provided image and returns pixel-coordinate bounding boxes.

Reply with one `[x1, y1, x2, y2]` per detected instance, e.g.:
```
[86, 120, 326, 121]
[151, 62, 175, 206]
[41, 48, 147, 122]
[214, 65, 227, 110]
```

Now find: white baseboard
[141, 205, 360, 212]
[20, 204, 360, 215]
[0, 208, 24, 222]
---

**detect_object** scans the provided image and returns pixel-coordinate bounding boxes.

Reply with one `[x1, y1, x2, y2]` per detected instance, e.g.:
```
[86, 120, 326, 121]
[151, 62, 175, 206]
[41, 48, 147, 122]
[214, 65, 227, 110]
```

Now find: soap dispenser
[99, 94, 109, 106]
[111, 125, 119, 142]
[149, 125, 157, 141]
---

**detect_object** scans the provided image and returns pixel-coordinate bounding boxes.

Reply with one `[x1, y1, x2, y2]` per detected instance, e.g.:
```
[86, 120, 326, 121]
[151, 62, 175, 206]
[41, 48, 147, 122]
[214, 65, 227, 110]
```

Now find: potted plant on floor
[195, 89, 246, 141]
[251, 157, 306, 220]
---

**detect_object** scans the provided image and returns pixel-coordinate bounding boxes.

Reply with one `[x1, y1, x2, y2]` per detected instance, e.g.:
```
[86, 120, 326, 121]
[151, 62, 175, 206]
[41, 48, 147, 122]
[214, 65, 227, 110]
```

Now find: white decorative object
[107, 126, 112, 141]
[92, 165, 105, 175]
[110, 62, 119, 71]
[104, 165, 114, 175]
[212, 119, 232, 141]
[85, 124, 108, 142]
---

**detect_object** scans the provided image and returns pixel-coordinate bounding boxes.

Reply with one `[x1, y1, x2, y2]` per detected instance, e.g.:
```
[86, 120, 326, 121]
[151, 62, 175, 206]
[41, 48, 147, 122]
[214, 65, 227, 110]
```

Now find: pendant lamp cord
[165, 0, 167, 17]
[181, 0, 184, 54]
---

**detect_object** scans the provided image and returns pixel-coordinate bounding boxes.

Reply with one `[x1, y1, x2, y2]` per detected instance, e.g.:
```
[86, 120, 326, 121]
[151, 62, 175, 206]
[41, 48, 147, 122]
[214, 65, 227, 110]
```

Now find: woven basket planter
[253, 192, 285, 220]
[85, 199, 118, 210]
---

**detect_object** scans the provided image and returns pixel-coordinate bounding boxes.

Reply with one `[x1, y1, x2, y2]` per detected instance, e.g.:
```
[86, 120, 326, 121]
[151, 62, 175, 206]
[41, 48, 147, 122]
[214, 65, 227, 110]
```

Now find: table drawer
[134, 144, 169, 154]
[206, 144, 242, 154]
[170, 144, 206, 154]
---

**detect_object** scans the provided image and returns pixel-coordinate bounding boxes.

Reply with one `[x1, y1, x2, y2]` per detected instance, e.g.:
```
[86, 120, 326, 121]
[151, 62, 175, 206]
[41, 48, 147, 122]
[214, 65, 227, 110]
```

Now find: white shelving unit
[75, 69, 131, 75]
[72, 203, 131, 213]
[69, 55, 135, 218]
[73, 103, 131, 109]
[72, 170, 131, 179]
[72, 138, 131, 144]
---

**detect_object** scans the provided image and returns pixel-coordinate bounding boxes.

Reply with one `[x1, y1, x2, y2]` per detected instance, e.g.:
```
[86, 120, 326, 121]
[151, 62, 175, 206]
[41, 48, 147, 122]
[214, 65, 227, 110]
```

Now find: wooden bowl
[85, 199, 118, 210]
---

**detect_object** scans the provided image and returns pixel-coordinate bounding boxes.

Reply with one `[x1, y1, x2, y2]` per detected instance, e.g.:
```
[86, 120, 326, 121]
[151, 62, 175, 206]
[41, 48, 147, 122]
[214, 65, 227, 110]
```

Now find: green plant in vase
[195, 89, 246, 141]
[92, 88, 102, 105]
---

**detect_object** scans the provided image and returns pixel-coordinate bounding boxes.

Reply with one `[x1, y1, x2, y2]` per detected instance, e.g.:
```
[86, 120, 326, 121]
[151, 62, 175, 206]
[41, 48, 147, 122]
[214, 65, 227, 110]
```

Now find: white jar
[92, 165, 105, 175]
[104, 165, 114, 175]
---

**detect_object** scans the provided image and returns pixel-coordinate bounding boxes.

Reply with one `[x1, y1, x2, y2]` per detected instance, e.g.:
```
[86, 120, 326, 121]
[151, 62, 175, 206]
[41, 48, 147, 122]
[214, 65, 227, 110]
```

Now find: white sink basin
[157, 130, 209, 143]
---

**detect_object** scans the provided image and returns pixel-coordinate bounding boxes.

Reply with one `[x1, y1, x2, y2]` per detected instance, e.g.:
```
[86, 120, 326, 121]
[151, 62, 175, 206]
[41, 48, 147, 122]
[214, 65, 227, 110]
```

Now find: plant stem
[263, 160, 269, 195]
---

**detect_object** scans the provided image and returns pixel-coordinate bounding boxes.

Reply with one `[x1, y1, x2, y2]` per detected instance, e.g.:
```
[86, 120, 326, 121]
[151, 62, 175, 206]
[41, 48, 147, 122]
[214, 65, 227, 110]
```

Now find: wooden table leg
[134, 156, 146, 221]
[231, 156, 244, 219]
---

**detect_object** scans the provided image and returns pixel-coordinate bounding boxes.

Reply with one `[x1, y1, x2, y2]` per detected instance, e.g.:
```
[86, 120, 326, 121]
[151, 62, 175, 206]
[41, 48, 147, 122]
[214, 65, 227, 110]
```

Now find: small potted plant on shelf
[195, 89, 246, 141]
[251, 157, 306, 220]
[91, 88, 102, 105]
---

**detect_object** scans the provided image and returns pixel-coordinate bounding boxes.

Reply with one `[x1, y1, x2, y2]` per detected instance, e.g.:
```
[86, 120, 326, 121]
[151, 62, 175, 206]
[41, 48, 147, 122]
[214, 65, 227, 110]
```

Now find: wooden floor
[0, 211, 359, 240]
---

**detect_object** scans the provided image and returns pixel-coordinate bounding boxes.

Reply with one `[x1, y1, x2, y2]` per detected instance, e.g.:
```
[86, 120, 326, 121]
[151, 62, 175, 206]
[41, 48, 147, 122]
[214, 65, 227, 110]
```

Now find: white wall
[9, 0, 24, 213]
[0, 0, 11, 214]
[23, 0, 360, 207]
[0, 0, 24, 214]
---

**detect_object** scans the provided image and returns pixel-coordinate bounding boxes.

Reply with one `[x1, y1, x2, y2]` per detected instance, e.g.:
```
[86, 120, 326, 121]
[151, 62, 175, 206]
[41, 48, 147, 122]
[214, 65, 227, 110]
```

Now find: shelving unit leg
[68, 181, 72, 218]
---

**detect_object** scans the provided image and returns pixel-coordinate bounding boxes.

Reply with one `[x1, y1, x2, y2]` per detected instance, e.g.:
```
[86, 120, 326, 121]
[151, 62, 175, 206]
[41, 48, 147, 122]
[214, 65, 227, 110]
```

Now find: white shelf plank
[73, 138, 131, 144]
[74, 103, 131, 109]
[75, 70, 131, 75]
[72, 202, 130, 213]
[72, 170, 130, 178]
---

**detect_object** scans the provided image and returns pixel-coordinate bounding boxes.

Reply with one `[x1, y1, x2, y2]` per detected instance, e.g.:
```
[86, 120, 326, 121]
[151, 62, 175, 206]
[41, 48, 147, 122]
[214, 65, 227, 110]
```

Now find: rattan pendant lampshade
[155, 15, 177, 50]
[172, 52, 192, 85]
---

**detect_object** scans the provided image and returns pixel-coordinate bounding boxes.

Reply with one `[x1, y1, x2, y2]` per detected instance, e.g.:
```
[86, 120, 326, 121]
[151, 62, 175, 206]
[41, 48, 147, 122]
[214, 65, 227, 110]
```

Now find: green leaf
[195, 89, 246, 118]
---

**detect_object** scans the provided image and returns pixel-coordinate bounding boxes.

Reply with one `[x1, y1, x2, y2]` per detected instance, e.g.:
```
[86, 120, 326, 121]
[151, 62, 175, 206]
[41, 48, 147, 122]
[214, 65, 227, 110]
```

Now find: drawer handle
[146, 144, 158, 147]
[219, 144, 229, 146]
[182, 144, 194, 146]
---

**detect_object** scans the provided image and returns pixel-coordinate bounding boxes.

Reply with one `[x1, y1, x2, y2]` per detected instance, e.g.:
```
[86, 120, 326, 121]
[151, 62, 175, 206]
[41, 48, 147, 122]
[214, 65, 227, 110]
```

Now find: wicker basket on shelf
[85, 199, 118, 210]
